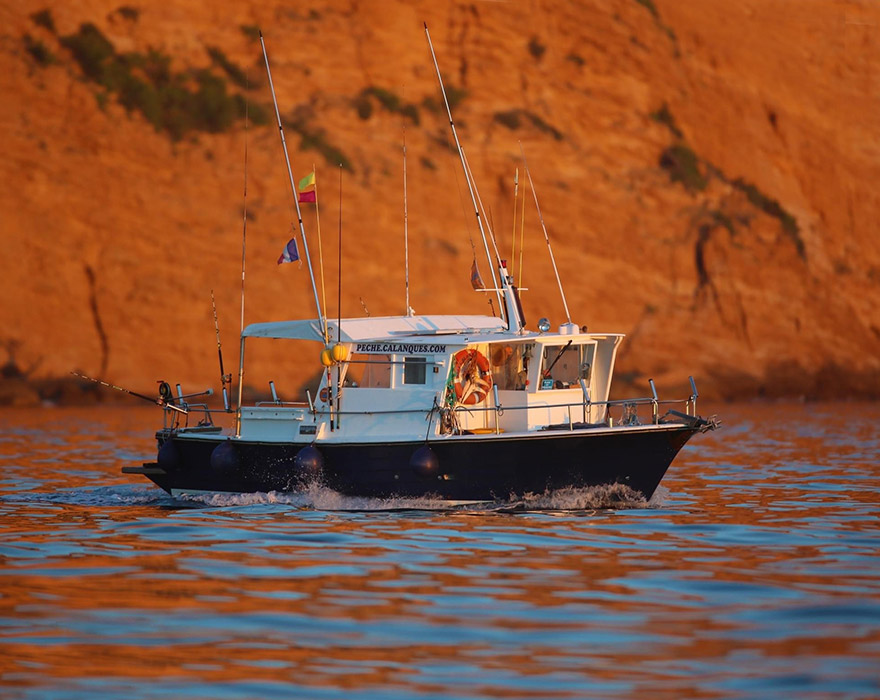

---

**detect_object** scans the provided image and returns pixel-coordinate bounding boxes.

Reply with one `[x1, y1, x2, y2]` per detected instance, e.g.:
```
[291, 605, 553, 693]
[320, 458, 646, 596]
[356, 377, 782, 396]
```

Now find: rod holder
[579, 378, 591, 422]
[689, 375, 699, 415]
[269, 381, 279, 403]
[648, 379, 659, 424]
[492, 383, 502, 434]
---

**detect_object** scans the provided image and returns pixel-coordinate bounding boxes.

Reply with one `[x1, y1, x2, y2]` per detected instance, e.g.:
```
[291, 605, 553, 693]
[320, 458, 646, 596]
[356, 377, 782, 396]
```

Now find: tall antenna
[520, 142, 572, 325]
[259, 32, 327, 342]
[424, 24, 505, 321]
[403, 117, 412, 316]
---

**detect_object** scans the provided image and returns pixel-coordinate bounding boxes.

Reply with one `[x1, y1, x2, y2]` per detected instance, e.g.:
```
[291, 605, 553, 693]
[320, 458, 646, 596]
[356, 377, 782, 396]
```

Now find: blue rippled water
[0, 403, 878, 699]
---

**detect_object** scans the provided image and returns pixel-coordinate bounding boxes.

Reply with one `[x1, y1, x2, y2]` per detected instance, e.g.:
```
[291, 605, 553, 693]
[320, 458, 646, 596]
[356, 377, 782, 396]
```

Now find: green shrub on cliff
[659, 143, 707, 192]
[59, 23, 266, 140]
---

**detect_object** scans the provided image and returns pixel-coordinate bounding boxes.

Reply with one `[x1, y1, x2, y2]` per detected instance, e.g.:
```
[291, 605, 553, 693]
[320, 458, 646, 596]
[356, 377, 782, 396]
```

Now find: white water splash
[513, 483, 650, 511]
[180, 481, 657, 513]
[648, 485, 670, 508]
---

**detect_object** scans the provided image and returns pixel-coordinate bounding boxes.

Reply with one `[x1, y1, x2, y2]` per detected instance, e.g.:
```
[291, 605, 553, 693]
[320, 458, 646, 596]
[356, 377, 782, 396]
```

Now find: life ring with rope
[452, 349, 493, 405]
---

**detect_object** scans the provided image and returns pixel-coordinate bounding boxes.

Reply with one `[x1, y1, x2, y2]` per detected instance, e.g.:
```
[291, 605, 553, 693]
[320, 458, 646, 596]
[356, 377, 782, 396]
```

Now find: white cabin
[237, 315, 623, 443]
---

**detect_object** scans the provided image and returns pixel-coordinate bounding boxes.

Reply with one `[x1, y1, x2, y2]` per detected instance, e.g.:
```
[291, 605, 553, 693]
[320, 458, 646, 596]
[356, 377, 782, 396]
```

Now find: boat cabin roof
[242, 315, 507, 343]
[243, 315, 624, 347]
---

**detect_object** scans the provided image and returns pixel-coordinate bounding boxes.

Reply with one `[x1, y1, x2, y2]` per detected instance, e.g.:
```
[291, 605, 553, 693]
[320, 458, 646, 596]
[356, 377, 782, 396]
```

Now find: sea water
[0, 402, 878, 699]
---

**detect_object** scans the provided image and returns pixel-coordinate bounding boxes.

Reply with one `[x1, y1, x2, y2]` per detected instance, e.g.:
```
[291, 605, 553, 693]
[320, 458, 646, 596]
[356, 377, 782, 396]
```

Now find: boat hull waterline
[127, 421, 705, 502]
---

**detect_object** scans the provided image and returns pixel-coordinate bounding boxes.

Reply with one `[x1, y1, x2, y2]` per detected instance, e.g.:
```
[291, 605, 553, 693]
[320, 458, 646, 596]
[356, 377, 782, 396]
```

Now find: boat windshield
[540, 343, 594, 390]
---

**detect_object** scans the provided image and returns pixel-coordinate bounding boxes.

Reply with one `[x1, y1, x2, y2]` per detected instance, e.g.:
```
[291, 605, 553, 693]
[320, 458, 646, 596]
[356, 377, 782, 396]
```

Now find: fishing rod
[424, 23, 505, 322]
[337, 164, 343, 346]
[511, 168, 519, 275]
[311, 163, 330, 343]
[520, 142, 572, 325]
[211, 290, 232, 411]
[69, 372, 197, 413]
[236, 73, 250, 436]
[336, 163, 343, 430]
[259, 31, 328, 343]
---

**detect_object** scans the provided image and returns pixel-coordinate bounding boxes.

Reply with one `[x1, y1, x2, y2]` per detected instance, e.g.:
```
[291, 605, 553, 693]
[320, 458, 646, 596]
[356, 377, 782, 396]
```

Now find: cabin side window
[358, 354, 392, 388]
[540, 344, 591, 389]
[403, 356, 427, 385]
[489, 342, 531, 391]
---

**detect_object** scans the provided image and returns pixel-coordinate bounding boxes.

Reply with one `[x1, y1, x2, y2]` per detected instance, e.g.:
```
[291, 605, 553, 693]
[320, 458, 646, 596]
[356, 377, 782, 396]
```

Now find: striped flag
[470, 259, 485, 290]
[277, 237, 300, 264]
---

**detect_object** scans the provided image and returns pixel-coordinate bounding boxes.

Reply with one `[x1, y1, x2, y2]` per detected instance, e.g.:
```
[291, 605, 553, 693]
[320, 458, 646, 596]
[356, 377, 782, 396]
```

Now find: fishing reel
[157, 381, 174, 403]
[156, 380, 213, 406]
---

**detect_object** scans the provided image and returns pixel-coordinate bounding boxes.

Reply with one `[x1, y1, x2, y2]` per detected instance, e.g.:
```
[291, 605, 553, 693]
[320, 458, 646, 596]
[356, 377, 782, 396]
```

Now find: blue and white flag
[277, 237, 300, 265]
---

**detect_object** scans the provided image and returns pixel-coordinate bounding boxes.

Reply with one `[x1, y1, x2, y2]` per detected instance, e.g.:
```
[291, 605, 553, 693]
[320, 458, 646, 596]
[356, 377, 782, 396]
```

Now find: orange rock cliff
[2, 0, 879, 404]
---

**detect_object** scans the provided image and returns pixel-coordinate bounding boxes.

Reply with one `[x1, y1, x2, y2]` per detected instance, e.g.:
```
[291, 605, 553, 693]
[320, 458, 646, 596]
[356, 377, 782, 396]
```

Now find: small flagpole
[520, 142, 571, 324]
[260, 32, 327, 343]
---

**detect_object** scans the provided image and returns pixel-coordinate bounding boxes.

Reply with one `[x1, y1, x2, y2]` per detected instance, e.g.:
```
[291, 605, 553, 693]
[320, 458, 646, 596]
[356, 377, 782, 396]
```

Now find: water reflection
[0, 403, 878, 698]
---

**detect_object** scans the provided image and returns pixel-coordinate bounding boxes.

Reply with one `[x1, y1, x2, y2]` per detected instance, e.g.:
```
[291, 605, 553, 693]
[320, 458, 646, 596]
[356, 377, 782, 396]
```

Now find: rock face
[2, 0, 879, 404]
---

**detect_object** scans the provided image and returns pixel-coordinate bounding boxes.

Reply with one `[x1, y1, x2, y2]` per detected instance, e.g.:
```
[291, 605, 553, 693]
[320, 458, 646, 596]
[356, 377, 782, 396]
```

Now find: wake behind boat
[121, 27, 719, 503]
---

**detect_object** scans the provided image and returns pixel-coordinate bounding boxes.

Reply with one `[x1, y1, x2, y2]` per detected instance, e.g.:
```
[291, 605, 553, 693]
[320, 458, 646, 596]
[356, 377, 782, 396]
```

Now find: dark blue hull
[127, 423, 701, 501]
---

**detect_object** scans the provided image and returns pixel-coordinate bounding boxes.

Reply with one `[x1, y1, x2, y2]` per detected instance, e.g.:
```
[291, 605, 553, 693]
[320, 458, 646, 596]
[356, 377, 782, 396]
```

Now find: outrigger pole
[463, 147, 527, 331]
[424, 23, 505, 322]
[462, 149, 504, 268]
[520, 142, 572, 325]
[260, 32, 327, 342]
[70, 372, 192, 414]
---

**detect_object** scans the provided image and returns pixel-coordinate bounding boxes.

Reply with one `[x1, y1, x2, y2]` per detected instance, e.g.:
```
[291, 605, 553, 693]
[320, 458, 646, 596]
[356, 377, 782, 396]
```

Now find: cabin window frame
[488, 342, 532, 391]
[403, 356, 428, 385]
[538, 342, 595, 390]
[353, 353, 393, 388]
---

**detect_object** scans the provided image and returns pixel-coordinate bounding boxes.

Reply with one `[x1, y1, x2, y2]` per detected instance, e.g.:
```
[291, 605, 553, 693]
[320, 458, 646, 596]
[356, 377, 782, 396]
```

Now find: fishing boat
[122, 28, 719, 503]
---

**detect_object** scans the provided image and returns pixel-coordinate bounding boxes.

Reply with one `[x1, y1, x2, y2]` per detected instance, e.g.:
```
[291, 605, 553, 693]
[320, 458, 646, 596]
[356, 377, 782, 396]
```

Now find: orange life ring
[452, 349, 493, 405]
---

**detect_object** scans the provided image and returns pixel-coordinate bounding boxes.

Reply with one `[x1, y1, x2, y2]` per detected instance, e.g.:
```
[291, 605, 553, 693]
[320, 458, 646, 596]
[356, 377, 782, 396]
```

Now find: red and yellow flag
[298, 171, 316, 203]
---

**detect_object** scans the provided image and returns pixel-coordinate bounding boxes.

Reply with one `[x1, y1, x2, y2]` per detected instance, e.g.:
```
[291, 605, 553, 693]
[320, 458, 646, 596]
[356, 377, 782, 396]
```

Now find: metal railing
[161, 376, 701, 435]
